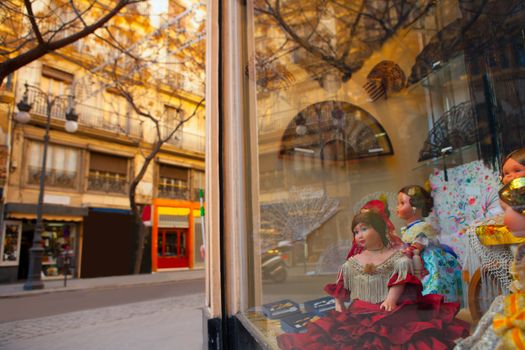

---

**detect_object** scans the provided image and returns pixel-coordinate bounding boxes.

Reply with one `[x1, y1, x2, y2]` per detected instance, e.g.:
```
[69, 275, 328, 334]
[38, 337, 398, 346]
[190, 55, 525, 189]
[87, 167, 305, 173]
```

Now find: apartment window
[27, 141, 79, 189]
[163, 105, 184, 146]
[87, 152, 129, 194]
[33, 66, 74, 119]
[41, 66, 74, 94]
[104, 90, 132, 134]
[191, 169, 204, 201]
[157, 164, 188, 200]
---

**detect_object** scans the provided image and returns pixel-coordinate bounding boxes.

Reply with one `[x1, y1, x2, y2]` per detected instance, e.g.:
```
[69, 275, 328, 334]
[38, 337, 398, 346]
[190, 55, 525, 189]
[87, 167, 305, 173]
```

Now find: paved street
[0, 292, 204, 350]
[0, 271, 205, 350]
[0, 279, 204, 323]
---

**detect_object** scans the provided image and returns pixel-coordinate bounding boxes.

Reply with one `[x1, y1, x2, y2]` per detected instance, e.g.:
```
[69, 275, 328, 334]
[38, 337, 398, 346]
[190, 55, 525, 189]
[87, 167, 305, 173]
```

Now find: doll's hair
[501, 147, 525, 175]
[351, 211, 389, 247]
[399, 185, 434, 217]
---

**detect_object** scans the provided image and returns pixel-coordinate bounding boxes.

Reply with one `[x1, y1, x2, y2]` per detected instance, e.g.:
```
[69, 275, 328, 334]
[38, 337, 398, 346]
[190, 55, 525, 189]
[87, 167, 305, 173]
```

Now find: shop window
[87, 152, 129, 194]
[0, 221, 22, 266]
[41, 223, 76, 278]
[230, 1, 525, 348]
[27, 141, 79, 189]
[260, 153, 285, 192]
[157, 163, 189, 200]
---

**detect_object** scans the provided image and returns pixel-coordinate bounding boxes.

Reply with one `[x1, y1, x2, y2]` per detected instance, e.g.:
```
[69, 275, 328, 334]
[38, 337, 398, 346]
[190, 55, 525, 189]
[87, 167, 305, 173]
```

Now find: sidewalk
[0, 269, 205, 298]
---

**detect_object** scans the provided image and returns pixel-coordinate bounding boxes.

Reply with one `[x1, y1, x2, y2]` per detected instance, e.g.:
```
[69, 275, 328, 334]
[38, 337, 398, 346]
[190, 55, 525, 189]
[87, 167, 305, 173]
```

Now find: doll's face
[396, 192, 415, 220]
[353, 222, 383, 250]
[501, 200, 525, 237]
[502, 158, 525, 185]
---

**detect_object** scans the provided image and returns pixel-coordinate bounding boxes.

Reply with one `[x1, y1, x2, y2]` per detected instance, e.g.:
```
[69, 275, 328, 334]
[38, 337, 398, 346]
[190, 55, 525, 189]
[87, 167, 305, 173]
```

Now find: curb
[0, 271, 205, 299]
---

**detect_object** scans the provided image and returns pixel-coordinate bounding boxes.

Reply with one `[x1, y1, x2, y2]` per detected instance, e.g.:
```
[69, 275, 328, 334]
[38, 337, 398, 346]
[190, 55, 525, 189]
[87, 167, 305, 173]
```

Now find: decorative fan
[363, 61, 406, 101]
[259, 186, 340, 251]
[280, 100, 394, 161]
[418, 101, 478, 162]
[246, 53, 296, 94]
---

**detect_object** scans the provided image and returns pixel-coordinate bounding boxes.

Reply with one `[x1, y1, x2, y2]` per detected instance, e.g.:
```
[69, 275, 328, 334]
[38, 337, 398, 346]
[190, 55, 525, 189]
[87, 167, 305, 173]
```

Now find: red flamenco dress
[277, 251, 469, 350]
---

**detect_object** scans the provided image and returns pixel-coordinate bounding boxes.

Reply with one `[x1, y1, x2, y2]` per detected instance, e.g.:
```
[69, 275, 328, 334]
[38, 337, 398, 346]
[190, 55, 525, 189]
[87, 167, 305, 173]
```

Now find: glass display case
[205, 0, 525, 349]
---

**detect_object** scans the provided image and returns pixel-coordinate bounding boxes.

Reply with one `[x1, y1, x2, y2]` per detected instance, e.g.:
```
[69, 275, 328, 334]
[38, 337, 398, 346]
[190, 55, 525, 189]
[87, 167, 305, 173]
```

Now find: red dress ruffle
[278, 274, 469, 350]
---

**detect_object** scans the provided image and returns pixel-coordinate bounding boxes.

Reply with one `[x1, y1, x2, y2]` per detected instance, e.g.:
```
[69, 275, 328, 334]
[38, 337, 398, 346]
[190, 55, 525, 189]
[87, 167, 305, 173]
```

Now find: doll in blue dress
[396, 185, 463, 303]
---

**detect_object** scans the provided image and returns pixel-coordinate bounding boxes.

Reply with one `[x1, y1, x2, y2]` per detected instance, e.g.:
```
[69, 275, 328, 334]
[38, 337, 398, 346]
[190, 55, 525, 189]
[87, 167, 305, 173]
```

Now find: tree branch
[0, 0, 144, 86]
[23, 0, 45, 45]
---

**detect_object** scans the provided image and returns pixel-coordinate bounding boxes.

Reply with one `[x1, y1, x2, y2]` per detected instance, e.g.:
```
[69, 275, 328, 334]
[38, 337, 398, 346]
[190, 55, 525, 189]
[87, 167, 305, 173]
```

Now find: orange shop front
[151, 199, 204, 271]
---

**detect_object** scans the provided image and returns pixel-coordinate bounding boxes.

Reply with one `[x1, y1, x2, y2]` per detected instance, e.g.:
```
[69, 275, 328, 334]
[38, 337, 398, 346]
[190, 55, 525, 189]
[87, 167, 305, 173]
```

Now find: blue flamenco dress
[401, 220, 463, 303]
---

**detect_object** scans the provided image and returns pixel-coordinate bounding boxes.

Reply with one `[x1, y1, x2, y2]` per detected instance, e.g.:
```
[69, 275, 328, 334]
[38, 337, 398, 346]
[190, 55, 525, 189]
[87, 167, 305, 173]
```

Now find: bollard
[59, 249, 73, 287]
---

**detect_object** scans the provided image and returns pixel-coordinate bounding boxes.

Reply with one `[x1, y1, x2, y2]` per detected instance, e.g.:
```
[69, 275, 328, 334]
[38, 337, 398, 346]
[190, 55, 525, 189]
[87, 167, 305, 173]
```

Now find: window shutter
[159, 164, 188, 180]
[42, 65, 74, 83]
[89, 152, 128, 175]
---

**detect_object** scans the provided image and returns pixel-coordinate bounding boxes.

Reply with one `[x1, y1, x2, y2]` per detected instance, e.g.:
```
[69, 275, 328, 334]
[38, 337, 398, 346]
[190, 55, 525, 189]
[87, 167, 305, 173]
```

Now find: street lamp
[15, 83, 79, 290]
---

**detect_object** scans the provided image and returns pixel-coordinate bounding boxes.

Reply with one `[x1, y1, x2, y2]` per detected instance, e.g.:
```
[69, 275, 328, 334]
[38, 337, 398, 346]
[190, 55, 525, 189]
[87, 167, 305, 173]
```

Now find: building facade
[204, 0, 525, 348]
[0, 0, 206, 283]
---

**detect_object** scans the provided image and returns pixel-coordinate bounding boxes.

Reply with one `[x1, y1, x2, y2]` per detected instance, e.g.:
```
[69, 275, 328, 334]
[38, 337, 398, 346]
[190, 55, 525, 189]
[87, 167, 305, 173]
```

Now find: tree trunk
[132, 214, 147, 274]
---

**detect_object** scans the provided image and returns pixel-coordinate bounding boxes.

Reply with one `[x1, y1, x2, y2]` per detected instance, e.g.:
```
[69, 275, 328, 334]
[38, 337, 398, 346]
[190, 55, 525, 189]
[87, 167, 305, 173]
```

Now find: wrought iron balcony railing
[27, 166, 77, 189]
[23, 88, 142, 138]
[87, 172, 128, 194]
[157, 183, 189, 200]
[160, 124, 205, 153]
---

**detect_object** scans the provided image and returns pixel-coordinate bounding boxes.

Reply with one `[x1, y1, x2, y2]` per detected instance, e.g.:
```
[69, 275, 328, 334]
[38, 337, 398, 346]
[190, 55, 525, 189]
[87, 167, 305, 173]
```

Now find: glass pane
[2, 224, 20, 263]
[244, 0, 525, 348]
[158, 232, 164, 257]
[165, 232, 178, 257]
[193, 219, 204, 264]
[27, 142, 78, 189]
[180, 232, 186, 257]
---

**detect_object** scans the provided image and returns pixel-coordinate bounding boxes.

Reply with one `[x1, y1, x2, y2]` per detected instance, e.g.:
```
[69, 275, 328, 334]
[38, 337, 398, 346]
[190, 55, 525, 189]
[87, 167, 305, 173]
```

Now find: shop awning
[4, 203, 88, 221]
[6, 213, 84, 222]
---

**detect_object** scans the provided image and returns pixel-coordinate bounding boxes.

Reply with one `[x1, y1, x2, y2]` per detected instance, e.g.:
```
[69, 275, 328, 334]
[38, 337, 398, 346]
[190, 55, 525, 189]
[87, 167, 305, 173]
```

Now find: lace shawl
[342, 251, 413, 304]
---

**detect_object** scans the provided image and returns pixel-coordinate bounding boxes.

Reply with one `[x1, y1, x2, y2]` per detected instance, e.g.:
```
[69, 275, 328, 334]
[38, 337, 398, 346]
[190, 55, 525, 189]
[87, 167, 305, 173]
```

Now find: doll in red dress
[324, 199, 403, 311]
[278, 211, 469, 350]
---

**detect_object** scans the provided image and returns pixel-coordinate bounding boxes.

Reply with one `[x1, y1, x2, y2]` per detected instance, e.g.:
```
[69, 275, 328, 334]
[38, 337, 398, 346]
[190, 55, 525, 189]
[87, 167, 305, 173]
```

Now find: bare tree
[253, 0, 435, 87]
[117, 83, 204, 274]
[88, 5, 206, 273]
[0, 0, 146, 86]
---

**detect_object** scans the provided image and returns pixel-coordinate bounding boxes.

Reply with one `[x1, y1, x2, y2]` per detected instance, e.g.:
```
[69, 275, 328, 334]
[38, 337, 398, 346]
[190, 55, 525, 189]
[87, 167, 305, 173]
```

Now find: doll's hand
[379, 298, 397, 312]
[335, 298, 345, 312]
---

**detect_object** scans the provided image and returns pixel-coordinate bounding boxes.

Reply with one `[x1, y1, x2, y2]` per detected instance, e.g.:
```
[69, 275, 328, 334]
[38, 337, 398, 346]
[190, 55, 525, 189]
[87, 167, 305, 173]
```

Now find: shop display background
[239, 0, 525, 347]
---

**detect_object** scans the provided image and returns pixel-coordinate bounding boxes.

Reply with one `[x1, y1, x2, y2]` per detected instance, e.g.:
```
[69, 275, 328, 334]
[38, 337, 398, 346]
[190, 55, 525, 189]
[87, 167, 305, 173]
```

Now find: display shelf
[411, 143, 479, 172]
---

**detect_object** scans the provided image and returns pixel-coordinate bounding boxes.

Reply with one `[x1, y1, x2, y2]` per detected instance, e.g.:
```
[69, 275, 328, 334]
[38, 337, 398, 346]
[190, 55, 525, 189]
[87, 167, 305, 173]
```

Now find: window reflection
[244, 0, 525, 348]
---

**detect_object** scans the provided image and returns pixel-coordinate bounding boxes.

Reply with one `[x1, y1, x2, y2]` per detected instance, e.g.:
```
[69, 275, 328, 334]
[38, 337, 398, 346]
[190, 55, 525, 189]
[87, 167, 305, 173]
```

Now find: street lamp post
[15, 83, 78, 290]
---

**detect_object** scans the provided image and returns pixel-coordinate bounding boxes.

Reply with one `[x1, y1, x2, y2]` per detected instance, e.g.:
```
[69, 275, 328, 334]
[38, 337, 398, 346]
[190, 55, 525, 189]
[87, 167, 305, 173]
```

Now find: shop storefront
[204, 1, 525, 349]
[0, 203, 86, 283]
[152, 199, 204, 271]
